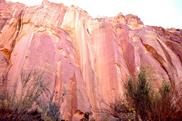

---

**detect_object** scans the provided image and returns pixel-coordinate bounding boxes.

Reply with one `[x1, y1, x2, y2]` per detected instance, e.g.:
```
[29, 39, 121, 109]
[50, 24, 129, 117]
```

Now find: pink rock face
[0, 1, 182, 120]
[0, 0, 4, 3]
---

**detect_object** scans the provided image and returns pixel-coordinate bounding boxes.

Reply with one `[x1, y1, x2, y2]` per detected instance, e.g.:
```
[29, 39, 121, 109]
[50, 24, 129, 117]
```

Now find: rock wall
[0, 0, 182, 120]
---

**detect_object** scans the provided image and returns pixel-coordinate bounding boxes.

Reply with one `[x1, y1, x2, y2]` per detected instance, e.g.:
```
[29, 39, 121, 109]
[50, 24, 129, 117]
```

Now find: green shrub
[151, 82, 182, 121]
[126, 69, 182, 121]
[127, 70, 151, 120]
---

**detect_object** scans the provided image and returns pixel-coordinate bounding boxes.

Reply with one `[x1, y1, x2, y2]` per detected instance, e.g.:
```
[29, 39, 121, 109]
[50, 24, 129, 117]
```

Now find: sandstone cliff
[0, 0, 182, 120]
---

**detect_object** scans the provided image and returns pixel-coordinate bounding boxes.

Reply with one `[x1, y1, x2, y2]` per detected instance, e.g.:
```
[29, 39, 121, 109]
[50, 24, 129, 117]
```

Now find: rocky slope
[0, 0, 182, 120]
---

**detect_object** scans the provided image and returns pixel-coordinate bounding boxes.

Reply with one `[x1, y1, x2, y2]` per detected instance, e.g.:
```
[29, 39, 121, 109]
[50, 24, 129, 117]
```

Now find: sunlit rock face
[0, 0, 182, 120]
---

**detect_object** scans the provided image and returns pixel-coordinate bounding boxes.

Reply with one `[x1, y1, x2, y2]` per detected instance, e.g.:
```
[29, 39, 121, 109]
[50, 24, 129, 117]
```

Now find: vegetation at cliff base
[0, 72, 62, 121]
[0, 70, 181, 121]
[98, 69, 182, 121]
[126, 69, 182, 121]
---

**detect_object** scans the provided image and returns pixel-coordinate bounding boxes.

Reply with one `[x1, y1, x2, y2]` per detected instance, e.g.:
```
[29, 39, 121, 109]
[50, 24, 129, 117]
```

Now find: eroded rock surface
[0, 0, 182, 120]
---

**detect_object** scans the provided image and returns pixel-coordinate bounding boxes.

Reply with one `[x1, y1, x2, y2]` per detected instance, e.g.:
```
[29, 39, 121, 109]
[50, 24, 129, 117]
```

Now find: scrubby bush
[40, 101, 62, 121]
[126, 69, 182, 121]
[0, 72, 47, 121]
[151, 82, 182, 121]
[47, 102, 61, 121]
[98, 99, 137, 121]
[0, 71, 63, 121]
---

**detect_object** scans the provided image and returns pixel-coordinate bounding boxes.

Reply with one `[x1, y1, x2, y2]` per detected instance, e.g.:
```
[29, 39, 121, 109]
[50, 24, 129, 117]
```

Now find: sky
[7, 0, 182, 28]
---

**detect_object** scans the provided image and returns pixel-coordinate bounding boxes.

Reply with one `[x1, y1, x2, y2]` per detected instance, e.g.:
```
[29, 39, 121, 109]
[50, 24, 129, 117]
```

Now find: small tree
[127, 70, 151, 120]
